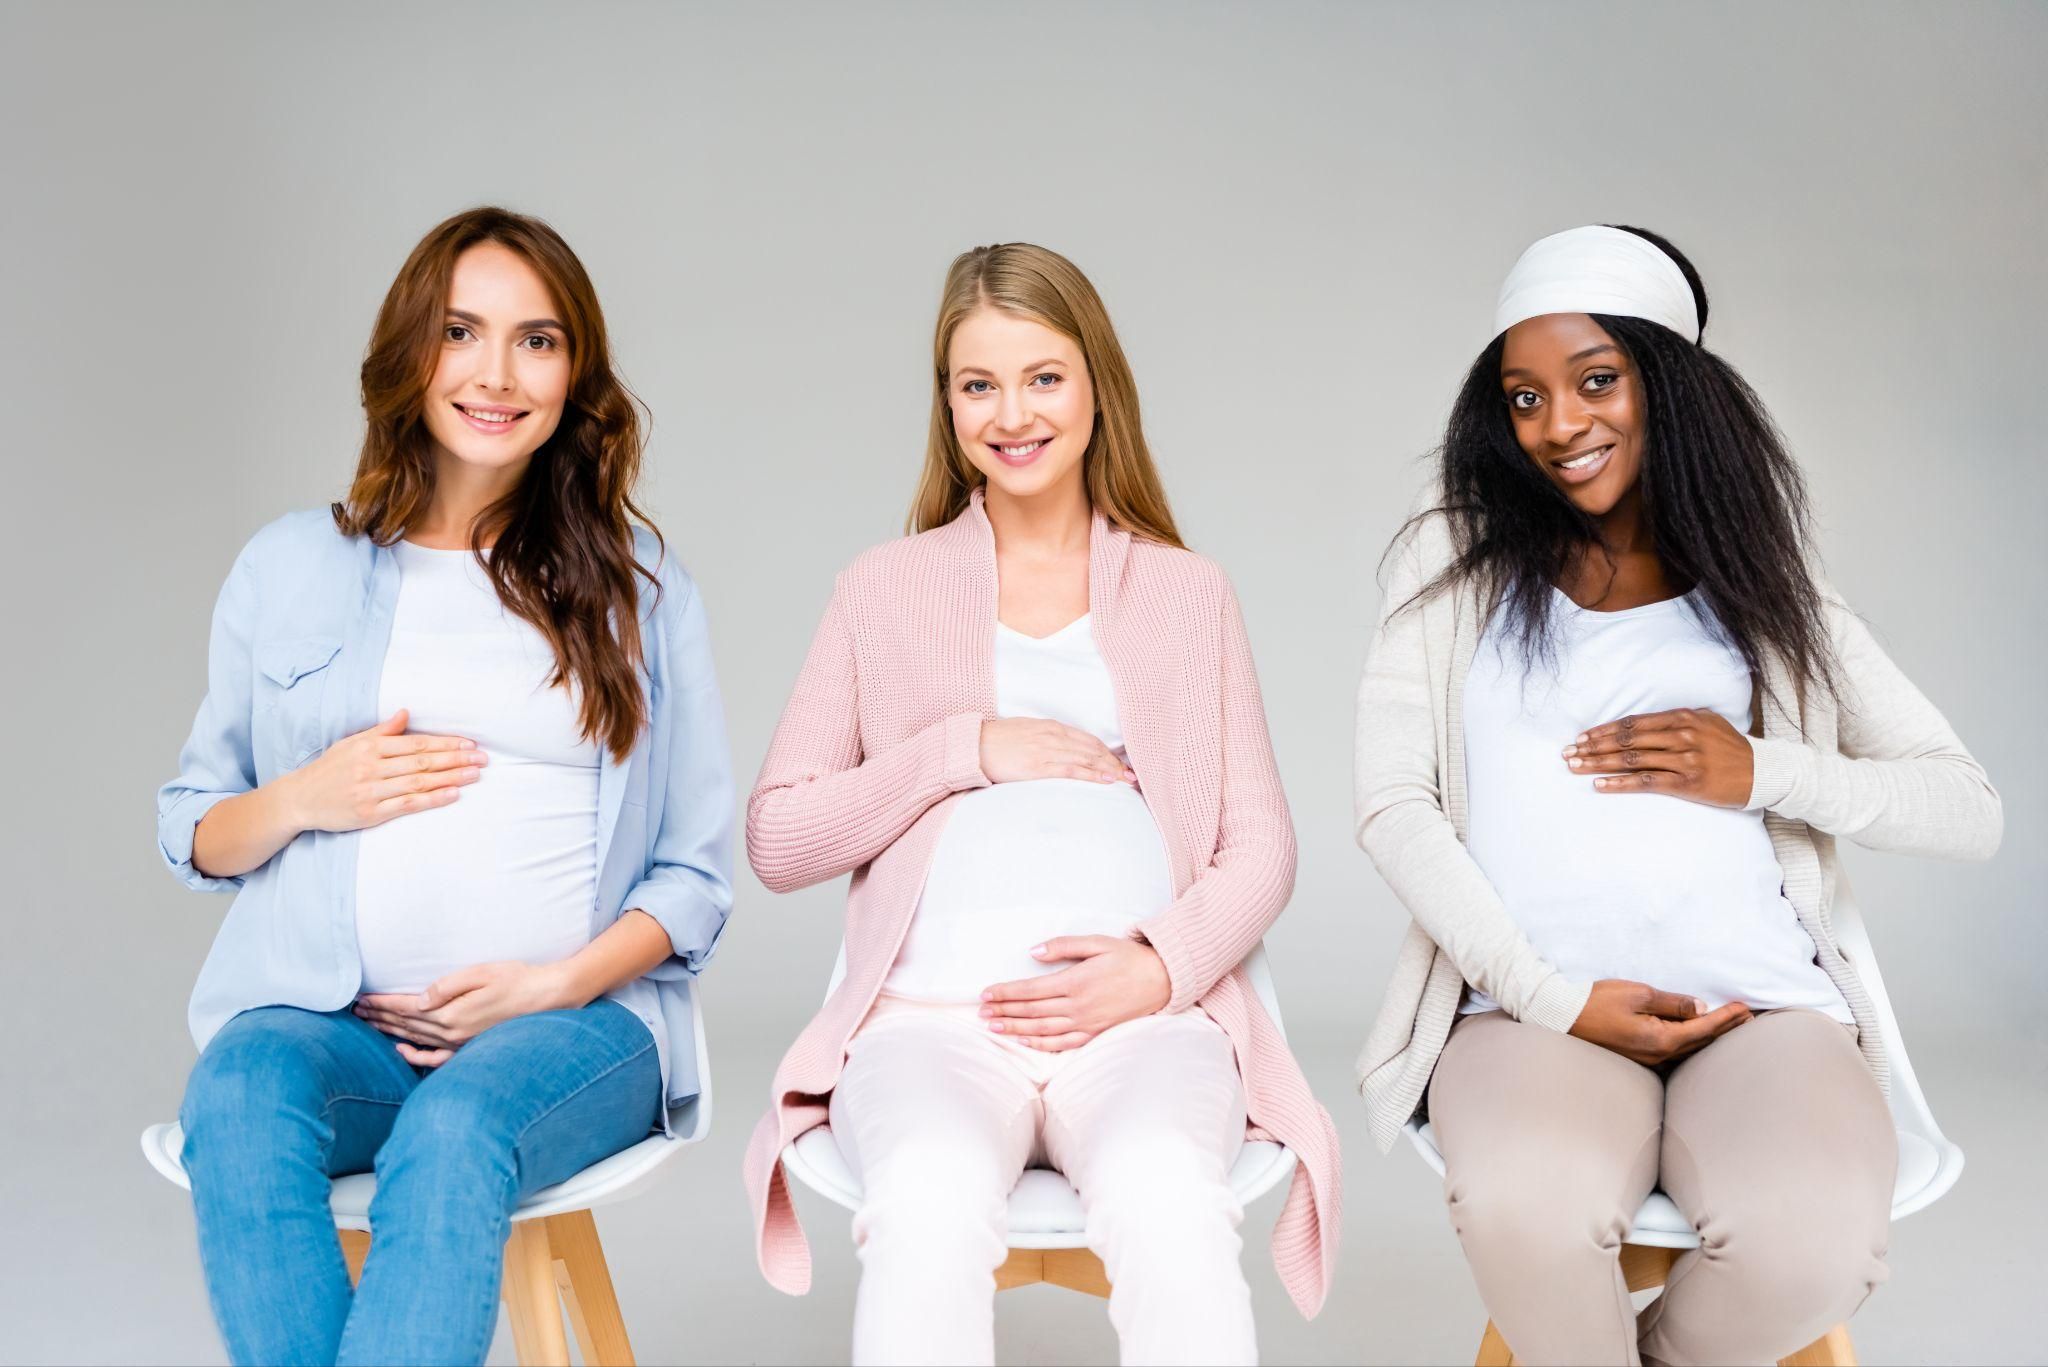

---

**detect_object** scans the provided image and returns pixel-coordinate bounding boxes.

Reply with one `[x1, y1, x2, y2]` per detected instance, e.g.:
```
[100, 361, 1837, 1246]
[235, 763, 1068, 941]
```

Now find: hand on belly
[977, 934, 1172, 1052]
[354, 958, 572, 1068]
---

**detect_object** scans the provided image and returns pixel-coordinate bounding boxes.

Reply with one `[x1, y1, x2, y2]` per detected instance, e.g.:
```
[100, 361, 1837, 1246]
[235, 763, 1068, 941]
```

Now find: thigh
[1040, 1010, 1248, 1188]
[1427, 1009, 1664, 1212]
[396, 999, 662, 1197]
[181, 1005, 417, 1176]
[829, 1010, 1041, 1194]
[1660, 1009, 1896, 1228]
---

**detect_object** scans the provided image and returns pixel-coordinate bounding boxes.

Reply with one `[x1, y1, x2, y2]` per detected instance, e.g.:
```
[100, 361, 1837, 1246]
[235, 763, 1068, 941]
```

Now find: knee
[373, 1085, 517, 1199]
[180, 1012, 325, 1164]
[1695, 1181, 1892, 1307]
[1446, 1162, 1634, 1265]
[854, 1147, 1010, 1249]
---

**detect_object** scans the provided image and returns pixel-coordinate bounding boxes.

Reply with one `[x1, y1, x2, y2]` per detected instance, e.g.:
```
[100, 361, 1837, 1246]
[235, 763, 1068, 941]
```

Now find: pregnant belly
[887, 780, 1175, 1001]
[353, 764, 598, 995]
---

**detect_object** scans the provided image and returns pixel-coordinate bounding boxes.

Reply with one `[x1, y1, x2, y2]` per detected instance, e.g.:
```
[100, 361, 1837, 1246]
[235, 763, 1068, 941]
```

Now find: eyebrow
[446, 308, 567, 332]
[953, 357, 1070, 379]
[1500, 343, 1619, 381]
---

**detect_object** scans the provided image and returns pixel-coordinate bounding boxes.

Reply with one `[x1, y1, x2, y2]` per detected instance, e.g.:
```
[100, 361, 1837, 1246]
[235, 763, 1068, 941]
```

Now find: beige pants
[1428, 1008, 1896, 1366]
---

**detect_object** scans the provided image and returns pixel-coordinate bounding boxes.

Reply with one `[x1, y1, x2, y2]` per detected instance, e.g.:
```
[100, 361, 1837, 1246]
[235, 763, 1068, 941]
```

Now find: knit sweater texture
[1353, 504, 2003, 1151]
[742, 490, 1342, 1316]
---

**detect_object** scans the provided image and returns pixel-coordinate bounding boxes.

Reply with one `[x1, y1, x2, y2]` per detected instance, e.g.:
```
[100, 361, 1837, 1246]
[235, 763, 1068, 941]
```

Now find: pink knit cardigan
[740, 491, 1342, 1317]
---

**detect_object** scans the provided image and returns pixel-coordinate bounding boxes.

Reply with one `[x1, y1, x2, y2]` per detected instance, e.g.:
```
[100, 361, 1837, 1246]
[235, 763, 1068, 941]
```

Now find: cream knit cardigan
[1354, 506, 2003, 1150]
[744, 490, 1342, 1316]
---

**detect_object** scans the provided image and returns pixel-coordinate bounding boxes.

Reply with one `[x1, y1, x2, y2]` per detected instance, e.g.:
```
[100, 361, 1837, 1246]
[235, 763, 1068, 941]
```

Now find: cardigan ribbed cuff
[1130, 911, 1203, 1015]
[940, 711, 992, 792]
[1743, 735, 1807, 812]
[1522, 973, 1592, 1034]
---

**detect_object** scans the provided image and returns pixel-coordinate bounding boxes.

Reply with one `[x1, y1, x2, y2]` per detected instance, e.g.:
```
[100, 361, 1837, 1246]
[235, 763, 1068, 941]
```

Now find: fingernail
[1122, 768, 1137, 782]
[1030, 944, 1047, 956]
[989, 1021, 1005, 1033]
[1561, 744, 1578, 757]
[1576, 733, 1589, 744]
[460, 739, 476, 749]
[1693, 998, 1709, 1014]
[1568, 757, 1583, 768]
[1594, 777, 1609, 788]
[979, 1005, 994, 1018]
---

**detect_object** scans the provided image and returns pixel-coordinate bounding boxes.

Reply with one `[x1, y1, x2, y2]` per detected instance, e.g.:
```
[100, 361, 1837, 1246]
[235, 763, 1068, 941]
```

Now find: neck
[1590, 482, 1655, 558]
[412, 449, 528, 549]
[982, 473, 1092, 556]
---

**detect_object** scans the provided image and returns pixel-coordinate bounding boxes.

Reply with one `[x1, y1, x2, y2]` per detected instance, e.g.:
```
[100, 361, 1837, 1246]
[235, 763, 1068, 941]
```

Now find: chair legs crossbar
[339, 1212, 635, 1367]
[996, 1246, 1113, 1298]
[1472, 1243, 1856, 1367]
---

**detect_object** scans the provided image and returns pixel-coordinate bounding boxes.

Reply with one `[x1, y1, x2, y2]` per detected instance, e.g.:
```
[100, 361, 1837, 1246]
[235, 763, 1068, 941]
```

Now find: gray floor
[10, 1026, 2042, 1366]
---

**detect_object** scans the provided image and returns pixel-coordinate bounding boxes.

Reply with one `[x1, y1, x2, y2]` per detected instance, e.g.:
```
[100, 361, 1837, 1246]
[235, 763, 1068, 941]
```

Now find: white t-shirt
[353, 541, 601, 995]
[884, 614, 1175, 1003]
[1461, 588, 1851, 1021]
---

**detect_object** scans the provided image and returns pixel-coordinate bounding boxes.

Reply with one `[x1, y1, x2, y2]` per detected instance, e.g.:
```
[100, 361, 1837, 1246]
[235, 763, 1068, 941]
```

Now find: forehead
[948, 307, 1083, 370]
[1500, 312, 1618, 376]
[446, 242, 557, 314]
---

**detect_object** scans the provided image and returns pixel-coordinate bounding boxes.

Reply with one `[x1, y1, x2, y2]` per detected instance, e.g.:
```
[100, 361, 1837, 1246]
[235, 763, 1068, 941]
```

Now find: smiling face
[1500, 312, 1644, 518]
[418, 241, 572, 487]
[946, 306, 1095, 504]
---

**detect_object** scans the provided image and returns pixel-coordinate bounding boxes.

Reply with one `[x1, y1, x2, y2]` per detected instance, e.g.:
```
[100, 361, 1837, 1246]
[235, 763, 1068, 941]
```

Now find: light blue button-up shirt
[157, 509, 735, 1115]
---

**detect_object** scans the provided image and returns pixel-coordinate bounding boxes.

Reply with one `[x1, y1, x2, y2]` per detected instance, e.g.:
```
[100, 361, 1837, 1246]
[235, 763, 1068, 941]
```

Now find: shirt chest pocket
[256, 636, 343, 770]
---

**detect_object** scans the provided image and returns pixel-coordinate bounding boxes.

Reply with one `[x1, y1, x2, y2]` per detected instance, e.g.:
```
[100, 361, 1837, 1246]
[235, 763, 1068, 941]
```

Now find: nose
[1544, 390, 1594, 453]
[473, 338, 517, 395]
[995, 386, 1033, 435]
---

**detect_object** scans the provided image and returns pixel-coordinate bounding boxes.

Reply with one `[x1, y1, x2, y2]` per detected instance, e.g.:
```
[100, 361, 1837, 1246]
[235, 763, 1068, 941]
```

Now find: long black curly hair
[1399, 224, 1835, 705]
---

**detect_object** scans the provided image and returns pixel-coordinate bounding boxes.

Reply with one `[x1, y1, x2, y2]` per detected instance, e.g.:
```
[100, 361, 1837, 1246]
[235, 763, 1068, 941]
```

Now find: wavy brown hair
[910, 243, 1183, 548]
[332, 206, 660, 761]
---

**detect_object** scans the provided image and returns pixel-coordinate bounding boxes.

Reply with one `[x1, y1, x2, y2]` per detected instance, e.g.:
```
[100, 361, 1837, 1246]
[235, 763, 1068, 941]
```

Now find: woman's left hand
[355, 961, 573, 1067]
[1562, 707, 1754, 808]
[980, 936, 1172, 1052]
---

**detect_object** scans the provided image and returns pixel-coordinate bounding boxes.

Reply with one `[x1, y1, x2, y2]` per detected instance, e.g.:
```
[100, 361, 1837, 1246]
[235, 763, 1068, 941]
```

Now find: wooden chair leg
[1474, 1319, 1515, 1367]
[1779, 1324, 1856, 1367]
[502, 1220, 570, 1367]
[1041, 1248, 1112, 1299]
[339, 1229, 371, 1288]
[546, 1211, 635, 1367]
[996, 1248, 1045, 1289]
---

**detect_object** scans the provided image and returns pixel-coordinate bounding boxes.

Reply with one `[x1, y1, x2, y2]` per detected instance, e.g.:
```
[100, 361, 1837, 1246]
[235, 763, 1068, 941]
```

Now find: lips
[989, 438, 1050, 467]
[1552, 444, 1613, 486]
[453, 402, 529, 435]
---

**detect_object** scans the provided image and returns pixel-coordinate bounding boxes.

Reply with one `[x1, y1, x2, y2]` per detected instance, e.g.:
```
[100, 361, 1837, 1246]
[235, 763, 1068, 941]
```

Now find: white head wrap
[1493, 225, 1699, 342]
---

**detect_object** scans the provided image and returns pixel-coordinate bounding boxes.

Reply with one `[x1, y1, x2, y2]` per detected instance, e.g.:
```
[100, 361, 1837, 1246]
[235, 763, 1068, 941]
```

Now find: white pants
[828, 996, 1256, 1366]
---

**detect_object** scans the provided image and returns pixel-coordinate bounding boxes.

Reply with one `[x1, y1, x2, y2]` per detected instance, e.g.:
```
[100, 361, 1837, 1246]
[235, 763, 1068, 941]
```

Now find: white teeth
[1561, 446, 1609, 470]
[1000, 440, 1046, 457]
[460, 406, 519, 424]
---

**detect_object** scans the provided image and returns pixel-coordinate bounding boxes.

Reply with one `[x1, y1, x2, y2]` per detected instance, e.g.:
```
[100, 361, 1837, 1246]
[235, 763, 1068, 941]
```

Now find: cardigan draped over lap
[1353, 504, 2004, 1151]
[742, 490, 1342, 1317]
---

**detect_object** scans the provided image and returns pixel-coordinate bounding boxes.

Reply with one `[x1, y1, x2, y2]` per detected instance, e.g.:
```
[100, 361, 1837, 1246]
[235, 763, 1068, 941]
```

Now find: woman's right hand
[1568, 979, 1752, 1065]
[281, 708, 485, 834]
[978, 717, 1134, 785]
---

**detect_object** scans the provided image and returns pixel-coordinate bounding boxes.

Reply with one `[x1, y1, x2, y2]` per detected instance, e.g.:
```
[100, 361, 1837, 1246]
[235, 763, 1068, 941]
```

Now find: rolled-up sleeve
[624, 569, 736, 973]
[157, 546, 261, 893]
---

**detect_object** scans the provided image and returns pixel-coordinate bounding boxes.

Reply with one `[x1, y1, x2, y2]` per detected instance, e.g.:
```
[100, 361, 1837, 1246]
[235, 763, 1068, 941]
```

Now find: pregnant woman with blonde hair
[743, 242, 1340, 1365]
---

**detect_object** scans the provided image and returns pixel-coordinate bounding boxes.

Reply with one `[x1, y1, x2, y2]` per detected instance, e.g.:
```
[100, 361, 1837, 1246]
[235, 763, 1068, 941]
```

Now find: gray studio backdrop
[4, 2, 2042, 1363]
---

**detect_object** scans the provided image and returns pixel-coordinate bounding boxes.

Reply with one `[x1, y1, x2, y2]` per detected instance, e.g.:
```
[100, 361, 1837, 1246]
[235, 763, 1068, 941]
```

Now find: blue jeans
[179, 999, 660, 1366]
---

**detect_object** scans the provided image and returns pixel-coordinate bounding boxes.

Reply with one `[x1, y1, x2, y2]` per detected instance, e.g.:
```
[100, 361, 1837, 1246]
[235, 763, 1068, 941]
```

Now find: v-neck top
[883, 612, 1175, 1001]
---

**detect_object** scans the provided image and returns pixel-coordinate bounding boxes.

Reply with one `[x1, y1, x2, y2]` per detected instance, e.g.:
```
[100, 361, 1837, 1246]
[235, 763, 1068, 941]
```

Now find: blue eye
[962, 379, 992, 395]
[1031, 373, 1060, 387]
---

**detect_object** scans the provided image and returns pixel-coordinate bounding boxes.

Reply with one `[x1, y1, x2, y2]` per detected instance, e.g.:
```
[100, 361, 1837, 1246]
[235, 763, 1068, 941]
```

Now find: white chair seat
[1409, 1119, 1951, 1251]
[142, 1100, 704, 1232]
[783, 1125, 1296, 1250]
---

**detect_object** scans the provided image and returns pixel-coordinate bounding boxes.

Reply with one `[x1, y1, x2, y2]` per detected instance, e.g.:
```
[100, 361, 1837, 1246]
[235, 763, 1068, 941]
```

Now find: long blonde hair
[908, 243, 1183, 547]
